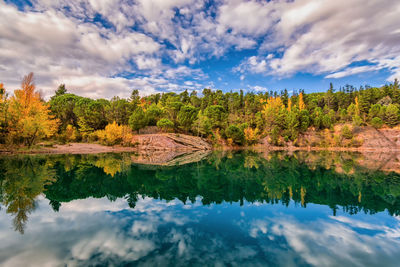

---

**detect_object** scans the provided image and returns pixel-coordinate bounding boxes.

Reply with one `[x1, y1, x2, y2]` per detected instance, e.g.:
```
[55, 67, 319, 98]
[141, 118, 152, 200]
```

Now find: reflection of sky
[0, 196, 399, 266]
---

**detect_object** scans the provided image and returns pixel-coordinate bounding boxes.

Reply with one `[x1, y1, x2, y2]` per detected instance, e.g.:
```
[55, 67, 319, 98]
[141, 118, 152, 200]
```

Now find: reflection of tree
[2, 151, 400, 235]
[41, 151, 400, 216]
[94, 154, 131, 177]
[0, 156, 56, 234]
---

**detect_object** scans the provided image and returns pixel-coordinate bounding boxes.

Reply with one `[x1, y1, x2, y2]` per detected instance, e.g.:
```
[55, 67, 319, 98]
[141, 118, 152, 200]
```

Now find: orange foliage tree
[8, 73, 59, 146]
[298, 92, 306, 111]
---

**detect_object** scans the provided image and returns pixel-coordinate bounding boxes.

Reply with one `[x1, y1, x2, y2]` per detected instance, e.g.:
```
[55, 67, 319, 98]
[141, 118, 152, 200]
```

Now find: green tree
[74, 98, 109, 135]
[129, 108, 147, 132]
[385, 104, 400, 127]
[105, 97, 132, 125]
[54, 84, 67, 97]
[371, 117, 383, 129]
[178, 105, 198, 132]
[145, 104, 163, 126]
[204, 105, 227, 130]
[225, 125, 245, 145]
[157, 118, 174, 132]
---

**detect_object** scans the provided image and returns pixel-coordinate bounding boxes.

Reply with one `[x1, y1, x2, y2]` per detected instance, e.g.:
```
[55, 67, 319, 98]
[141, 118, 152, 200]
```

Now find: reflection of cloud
[268, 216, 400, 267]
[1, 198, 400, 266]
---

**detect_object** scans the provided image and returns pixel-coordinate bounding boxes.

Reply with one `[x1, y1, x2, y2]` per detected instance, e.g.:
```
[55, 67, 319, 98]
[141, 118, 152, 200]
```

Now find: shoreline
[1, 142, 400, 155]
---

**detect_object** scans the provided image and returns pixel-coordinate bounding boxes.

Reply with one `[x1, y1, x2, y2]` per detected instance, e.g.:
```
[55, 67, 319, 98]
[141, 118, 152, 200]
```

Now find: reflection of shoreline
[2, 151, 400, 235]
[257, 150, 400, 174]
[131, 150, 212, 166]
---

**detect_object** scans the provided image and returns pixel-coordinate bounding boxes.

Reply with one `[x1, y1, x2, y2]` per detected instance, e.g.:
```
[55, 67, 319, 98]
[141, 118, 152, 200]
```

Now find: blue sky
[1, 0, 399, 99]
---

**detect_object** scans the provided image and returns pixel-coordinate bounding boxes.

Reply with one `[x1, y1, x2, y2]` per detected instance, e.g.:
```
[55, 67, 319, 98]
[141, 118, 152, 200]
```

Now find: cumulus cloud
[230, 0, 400, 81]
[1, 0, 399, 98]
[234, 56, 268, 74]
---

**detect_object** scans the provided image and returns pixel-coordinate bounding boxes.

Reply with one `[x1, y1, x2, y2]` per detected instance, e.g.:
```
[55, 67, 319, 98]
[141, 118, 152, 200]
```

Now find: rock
[131, 133, 212, 151]
[131, 150, 211, 166]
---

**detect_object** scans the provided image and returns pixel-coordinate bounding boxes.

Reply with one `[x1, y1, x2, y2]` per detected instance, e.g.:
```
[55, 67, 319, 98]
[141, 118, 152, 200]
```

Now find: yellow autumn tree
[354, 96, 360, 116]
[287, 98, 292, 112]
[298, 92, 305, 111]
[244, 127, 259, 145]
[262, 96, 284, 130]
[8, 73, 59, 146]
[94, 121, 133, 146]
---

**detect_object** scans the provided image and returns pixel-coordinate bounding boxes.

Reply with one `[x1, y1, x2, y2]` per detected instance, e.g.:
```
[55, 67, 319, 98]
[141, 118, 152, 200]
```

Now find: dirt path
[19, 143, 138, 154]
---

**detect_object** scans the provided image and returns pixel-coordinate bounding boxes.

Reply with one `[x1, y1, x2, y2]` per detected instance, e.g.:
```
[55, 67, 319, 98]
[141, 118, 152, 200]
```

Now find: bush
[157, 118, 174, 132]
[341, 125, 353, 139]
[64, 124, 79, 142]
[93, 121, 133, 146]
[225, 125, 244, 145]
[371, 117, 383, 129]
[352, 115, 363, 126]
[244, 127, 259, 145]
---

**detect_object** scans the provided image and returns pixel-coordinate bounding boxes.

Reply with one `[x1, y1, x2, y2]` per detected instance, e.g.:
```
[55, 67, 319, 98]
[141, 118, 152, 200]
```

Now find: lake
[0, 151, 399, 266]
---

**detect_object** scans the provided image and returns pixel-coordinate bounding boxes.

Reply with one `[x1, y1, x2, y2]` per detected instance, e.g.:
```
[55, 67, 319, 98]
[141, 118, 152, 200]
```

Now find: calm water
[0, 151, 400, 266]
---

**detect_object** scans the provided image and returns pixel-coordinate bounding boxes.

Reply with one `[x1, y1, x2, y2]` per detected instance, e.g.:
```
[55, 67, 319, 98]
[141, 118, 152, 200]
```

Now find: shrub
[225, 125, 245, 145]
[341, 125, 353, 139]
[93, 121, 133, 146]
[371, 117, 383, 129]
[244, 127, 259, 145]
[64, 124, 79, 142]
[157, 118, 174, 132]
[352, 115, 363, 126]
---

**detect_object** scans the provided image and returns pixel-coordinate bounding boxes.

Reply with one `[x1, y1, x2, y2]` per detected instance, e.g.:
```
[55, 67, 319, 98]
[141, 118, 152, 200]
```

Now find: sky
[0, 0, 400, 99]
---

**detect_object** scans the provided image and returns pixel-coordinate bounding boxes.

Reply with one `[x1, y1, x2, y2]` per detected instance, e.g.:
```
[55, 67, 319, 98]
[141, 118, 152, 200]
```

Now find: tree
[225, 125, 244, 145]
[204, 105, 227, 130]
[244, 127, 259, 145]
[194, 110, 212, 137]
[262, 96, 284, 130]
[49, 93, 81, 130]
[368, 104, 383, 120]
[74, 98, 109, 135]
[130, 89, 140, 106]
[325, 83, 335, 110]
[157, 118, 174, 132]
[145, 104, 163, 126]
[54, 84, 67, 97]
[8, 73, 59, 146]
[385, 104, 399, 127]
[178, 105, 198, 132]
[298, 92, 306, 111]
[106, 97, 132, 125]
[129, 108, 147, 132]
[0, 83, 9, 142]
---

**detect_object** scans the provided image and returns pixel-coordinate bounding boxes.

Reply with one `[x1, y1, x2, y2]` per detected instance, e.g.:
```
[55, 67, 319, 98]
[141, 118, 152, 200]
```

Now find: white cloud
[234, 56, 268, 74]
[325, 65, 380, 79]
[265, 0, 400, 79]
[217, 0, 278, 36]
[1, 0, 400, 98]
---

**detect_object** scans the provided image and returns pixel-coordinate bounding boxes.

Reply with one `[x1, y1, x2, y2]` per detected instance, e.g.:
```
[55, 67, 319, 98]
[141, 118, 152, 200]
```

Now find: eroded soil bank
[2, 126, 400, 155]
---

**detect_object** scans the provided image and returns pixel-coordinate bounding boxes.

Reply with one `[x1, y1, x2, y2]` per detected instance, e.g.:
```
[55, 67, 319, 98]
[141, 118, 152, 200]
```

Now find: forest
[1, 72, 400, 148]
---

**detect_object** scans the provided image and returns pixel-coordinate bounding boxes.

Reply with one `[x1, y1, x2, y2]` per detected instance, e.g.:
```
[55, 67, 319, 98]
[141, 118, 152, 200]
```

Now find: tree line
[1, 72, 400, 147]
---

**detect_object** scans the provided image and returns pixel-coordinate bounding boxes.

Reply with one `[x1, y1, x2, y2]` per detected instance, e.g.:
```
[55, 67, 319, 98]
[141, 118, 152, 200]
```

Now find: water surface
[0, 151, 399, 266]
